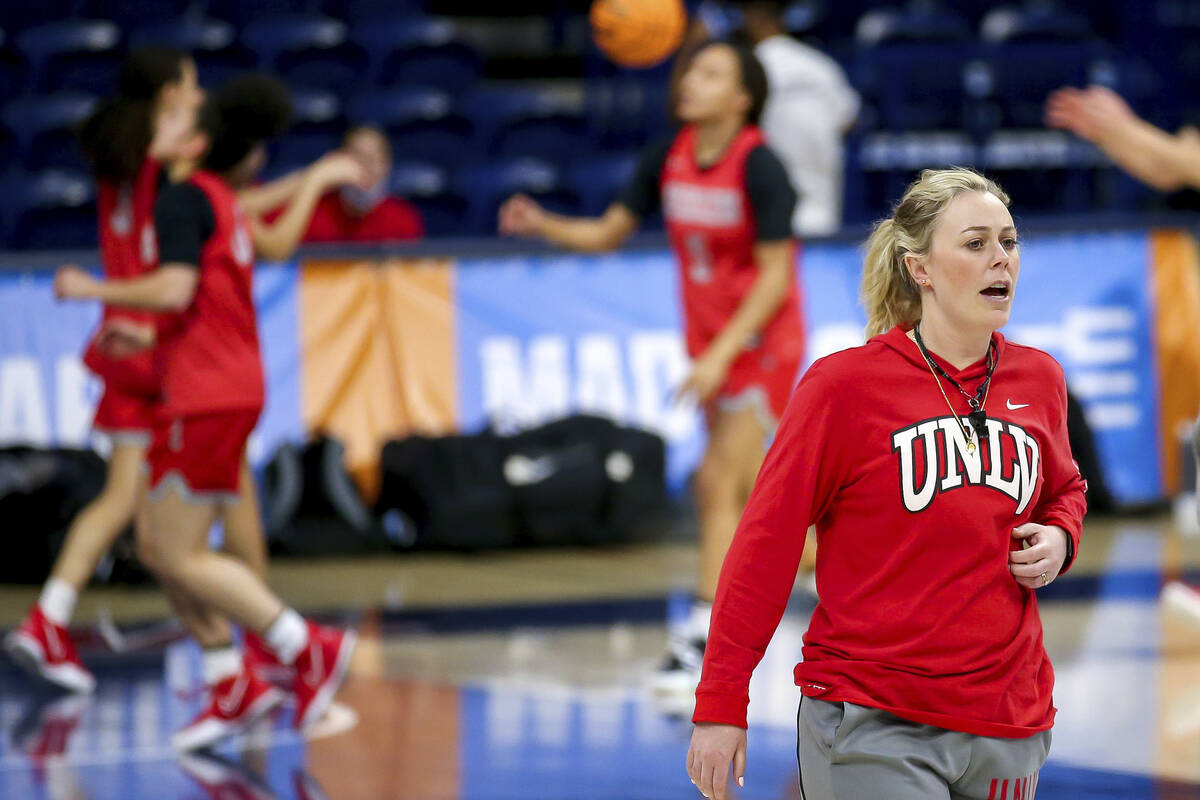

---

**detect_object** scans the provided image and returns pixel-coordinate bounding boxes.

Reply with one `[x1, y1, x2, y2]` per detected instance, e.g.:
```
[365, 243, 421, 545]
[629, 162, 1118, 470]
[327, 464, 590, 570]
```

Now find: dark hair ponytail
[118, 46, 187, 101]
[199, 73, 292, 173]
[76, 47, 189, 182]
[77, 98, 154, 181]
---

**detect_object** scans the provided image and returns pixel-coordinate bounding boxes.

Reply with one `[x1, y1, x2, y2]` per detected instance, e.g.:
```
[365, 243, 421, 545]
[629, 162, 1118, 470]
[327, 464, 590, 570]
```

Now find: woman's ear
[904, 253, 929, 287]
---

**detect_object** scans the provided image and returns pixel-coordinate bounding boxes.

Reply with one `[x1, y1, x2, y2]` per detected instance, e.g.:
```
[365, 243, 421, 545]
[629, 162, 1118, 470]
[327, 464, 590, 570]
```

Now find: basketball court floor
[1, 512, 1199, 799]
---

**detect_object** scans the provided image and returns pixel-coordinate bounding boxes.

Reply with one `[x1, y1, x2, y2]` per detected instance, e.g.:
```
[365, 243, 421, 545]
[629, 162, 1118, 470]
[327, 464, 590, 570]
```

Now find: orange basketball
[590, 0, 688, 69]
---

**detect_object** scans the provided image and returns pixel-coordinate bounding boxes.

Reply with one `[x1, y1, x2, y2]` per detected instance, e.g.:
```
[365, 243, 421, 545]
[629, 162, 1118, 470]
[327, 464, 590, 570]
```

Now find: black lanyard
[913, 323, 998, 440]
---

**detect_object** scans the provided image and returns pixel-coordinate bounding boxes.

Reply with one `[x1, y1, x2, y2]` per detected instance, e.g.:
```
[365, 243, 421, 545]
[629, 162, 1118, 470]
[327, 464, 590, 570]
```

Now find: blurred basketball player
[500, 40, 803, 693]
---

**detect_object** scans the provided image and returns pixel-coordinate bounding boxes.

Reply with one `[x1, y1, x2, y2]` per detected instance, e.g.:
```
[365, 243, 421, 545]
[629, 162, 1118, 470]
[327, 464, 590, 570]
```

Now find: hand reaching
[96, 318, 156, 358]
[498, 193, 546, 237]
[54, 265, 96, 301]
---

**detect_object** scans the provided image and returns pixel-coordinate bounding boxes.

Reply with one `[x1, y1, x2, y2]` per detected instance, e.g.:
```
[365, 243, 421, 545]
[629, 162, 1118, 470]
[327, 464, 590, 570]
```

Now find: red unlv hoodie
[694, 325, 1087, 738]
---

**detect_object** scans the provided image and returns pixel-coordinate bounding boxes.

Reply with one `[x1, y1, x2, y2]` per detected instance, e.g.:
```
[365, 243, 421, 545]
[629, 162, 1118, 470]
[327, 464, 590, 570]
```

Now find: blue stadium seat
[205, 0, 325, 29]
[454, 158, 579, 236]
[0, 33, 27, 107]
[241, 13, 368, 93]
[130, 17, 238, 54]
[361, 18, 481, 93]
[980, 5, 1091, 44]
[583, 78, 652, 152]
[3, 92, 98, 170]
[567, 155, 636, 216]
[347, 88, 474, 167]
[979, 5, 1102, 127]
[853, 6, 973, 132]
[17, 19, 121, 92]
[855, 6, 971, 46]
[0, 0, 78, 35]
[458, 87, 586, 164]
[271, 87, 344, 169]
[79, 0, 191, 27]
[1, 169, 97, 249]
[130, 17, 253, 89]
[854, 44, 971, 131]
[331, 0, 427, 19]
[389, 161, 465, 237]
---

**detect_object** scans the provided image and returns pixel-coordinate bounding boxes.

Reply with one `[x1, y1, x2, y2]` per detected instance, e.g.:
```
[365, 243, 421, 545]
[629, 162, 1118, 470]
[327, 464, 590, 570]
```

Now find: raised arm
[1046, 85, 1200, 192]
[248, 153, 365, 260]
[237, 169, 308, 217]
[498, 195, 638, 252]
[497, 138, 668, 252]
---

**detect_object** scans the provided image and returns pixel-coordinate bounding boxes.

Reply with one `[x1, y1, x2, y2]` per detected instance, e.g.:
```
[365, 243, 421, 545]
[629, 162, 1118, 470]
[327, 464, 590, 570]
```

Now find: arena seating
[0, 0, 1189, 246]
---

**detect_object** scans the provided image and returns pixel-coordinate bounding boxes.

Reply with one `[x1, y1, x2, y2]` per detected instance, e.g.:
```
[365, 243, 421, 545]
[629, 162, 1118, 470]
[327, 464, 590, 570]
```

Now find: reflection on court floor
[1, 518, 1199, 799]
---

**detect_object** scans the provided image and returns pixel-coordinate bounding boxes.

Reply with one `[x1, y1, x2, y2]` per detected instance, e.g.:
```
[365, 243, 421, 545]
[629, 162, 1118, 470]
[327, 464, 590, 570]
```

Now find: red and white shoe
[13, 694, 91, 773]
[172, 669, 283, 752]
[4, 606, 95, 694]
[177, 750, 275, 800]
[291, 623, 356, 732]
[243, 631, 292, 684]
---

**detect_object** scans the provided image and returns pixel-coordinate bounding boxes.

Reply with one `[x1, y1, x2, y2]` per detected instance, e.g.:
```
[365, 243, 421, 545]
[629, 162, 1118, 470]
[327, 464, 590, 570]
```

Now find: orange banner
[1151, 230, 1200, 494]
[299, 258, 456, 501]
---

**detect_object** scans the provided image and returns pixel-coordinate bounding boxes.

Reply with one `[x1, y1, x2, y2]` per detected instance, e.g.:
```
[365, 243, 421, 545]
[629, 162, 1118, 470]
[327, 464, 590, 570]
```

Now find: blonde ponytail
[859, 168, 1010, 339]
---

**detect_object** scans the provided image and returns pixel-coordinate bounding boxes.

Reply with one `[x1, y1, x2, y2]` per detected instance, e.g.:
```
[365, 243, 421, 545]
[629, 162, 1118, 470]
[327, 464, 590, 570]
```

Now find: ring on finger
[1040, 572, 1048, 587]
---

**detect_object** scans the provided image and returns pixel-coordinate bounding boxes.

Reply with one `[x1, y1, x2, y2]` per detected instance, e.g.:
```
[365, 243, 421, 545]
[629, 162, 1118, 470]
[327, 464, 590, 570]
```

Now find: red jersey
[302, 192, 424, 243]
[694, 327, 1087, 738]
[157, 170, 264, 416]
[82, 158, 162, 397]
[660, 125, 804, 363]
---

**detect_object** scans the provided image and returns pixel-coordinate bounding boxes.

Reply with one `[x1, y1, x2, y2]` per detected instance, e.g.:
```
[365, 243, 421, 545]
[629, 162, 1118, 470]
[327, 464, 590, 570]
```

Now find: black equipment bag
[261, 436, 388, 556]
[0, 446, 106, 583]
[500, 415, 666, 545]
[374, 415, 667, 550]
[1065, 389, 1114, 513]
[375, 432, 516, 550]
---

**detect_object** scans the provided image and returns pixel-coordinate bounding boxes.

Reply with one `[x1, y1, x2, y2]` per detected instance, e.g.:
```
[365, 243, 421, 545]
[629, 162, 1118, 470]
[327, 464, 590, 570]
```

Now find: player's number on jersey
[685, 233, 714, 284]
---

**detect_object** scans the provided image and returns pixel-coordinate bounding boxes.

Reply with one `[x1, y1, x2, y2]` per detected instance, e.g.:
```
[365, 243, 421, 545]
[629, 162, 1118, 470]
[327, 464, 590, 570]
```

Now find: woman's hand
[1045, 85, 1137, 143]
[1009, 523, 1069, 589]
[498, 193, 547, 237]
[310, 151, 368, 190]
[96, 318, 156, 358]
[54, 265, 97, 301]
[686, 723, 746, 800]
[676, 348, 734, 406]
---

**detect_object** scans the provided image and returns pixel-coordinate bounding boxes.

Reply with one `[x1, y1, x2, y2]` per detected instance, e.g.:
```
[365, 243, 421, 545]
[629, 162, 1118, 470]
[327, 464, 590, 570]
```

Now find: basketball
[590, 0, 687, 68]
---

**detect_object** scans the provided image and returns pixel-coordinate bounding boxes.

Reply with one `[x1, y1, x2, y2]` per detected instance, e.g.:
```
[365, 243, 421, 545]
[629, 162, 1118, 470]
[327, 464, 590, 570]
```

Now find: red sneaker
[242, 631, 292, 684]
[177, 750, 275, 800]
[172, 669, 283, 752]
[4, 606, 95, 694]
[291, 623, 356, 732]
[13, 694, 91, 775]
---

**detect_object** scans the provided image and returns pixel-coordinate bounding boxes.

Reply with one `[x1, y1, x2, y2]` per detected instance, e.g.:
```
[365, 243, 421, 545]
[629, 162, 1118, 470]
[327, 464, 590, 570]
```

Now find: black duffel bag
[375, 431, 516, 550]
[500, 415, 666, 545]
[374, 415, 667, 550]
[0, 446, 106, 583]
[261, 436, 389, 556]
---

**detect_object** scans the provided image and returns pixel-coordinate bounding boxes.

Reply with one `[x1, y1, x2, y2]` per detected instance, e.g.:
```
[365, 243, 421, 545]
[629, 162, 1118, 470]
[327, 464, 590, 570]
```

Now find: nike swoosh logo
[44, 623, 64, 661]
[217, 674, 249, 716]
[1006, 400, 1030, 410]
[301, 641, 325, 689]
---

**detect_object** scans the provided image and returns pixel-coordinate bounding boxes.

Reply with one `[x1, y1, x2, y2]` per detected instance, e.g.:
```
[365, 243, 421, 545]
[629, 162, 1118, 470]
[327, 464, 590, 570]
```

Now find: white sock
[686, 600, 713, 641]
[263, 608, 309, 665]
[202, 646, 241, 686]
[38, 578, 78, 627]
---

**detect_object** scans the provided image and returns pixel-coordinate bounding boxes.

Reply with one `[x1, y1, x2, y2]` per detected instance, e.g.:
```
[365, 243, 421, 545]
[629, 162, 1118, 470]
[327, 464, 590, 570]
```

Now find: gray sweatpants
[798, 697, 1051, 800]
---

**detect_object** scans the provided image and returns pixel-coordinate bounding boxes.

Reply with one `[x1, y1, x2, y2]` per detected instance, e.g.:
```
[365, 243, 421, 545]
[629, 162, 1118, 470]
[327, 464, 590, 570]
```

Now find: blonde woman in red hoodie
[687, 167, 1086, 800]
